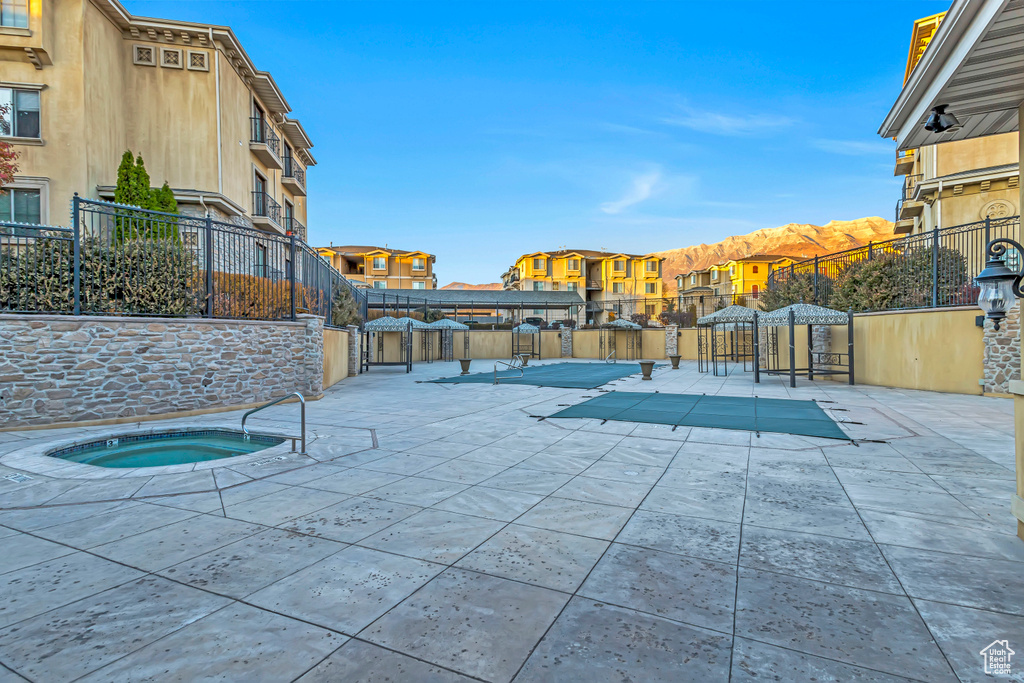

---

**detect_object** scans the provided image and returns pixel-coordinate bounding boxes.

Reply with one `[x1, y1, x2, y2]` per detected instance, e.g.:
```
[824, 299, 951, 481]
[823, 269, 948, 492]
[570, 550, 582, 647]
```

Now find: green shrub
[331, 285, 363, 327]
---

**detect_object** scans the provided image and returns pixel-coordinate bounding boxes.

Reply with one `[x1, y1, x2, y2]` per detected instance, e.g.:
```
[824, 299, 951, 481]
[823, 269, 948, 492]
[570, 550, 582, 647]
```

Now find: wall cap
[850, 306, 979, 318]
[1008, 380, 1024, 396]
[0, 314, 308, 328]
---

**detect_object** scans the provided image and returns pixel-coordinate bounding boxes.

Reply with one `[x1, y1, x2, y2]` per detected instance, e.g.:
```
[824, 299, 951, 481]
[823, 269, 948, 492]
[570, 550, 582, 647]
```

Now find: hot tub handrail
[241, 392, 306, 455]
[605, 350, 616, 364]
[494, 355, 527, 385]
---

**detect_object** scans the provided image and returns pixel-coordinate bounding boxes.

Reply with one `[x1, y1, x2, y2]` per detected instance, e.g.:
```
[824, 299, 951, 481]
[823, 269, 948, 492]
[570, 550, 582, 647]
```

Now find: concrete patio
[0, 359, 1019, 682]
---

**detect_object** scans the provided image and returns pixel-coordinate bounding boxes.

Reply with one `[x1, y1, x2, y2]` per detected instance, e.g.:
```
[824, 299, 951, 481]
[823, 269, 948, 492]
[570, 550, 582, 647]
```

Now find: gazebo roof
[606, 318, 642, 329]
[759, 303, 850, 326]
[512, 323, 540, 333]
[365, 316, 423, 332]
[429, 318, 469, 330]
[697, 305, 757, 326]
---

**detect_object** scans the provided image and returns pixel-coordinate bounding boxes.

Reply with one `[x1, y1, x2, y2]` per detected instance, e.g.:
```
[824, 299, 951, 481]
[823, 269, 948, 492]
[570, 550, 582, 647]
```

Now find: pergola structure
[755, 304, 854, 387]
[429, 318, 470, 362]
[511, 323, 541, 360]
[599, 318, 642, 362]
[697, 305, 757, 376]
[365, 289, 585, 328]
[362, 316, 419, 373]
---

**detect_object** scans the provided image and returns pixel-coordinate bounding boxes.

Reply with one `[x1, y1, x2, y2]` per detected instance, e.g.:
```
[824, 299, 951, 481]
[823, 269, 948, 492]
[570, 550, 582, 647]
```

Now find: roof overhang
[95, 186, 245, 216]
[879, 0, 1024, 152]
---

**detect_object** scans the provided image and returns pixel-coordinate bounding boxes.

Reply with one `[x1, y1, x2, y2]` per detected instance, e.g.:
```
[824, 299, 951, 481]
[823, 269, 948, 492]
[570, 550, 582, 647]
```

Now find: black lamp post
[977, 238, 1024, 331]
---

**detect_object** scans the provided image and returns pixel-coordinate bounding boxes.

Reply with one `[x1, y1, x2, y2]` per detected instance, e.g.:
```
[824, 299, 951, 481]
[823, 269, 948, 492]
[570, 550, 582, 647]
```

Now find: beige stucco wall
[469, 330, 512, 359]
[323, 327, 350, 389]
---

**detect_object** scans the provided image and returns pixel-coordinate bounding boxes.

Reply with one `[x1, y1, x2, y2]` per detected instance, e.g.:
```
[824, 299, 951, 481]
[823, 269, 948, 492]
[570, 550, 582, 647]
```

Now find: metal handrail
[605, 350, 616, 364]
[241, 392, 306, 454]
[494, 354, 527, 385]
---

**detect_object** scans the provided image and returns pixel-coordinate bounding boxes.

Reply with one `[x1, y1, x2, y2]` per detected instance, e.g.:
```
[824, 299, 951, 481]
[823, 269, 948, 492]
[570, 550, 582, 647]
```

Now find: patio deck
[0, 360, 1018, 682]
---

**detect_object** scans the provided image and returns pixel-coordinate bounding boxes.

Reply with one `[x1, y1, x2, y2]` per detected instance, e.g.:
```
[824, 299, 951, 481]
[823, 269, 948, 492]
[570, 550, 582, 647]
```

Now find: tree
[151, 182, 177, 214]
[0, 105, 19, 190]
[331, 285, 363, 327]
[113, 151, 179, 240]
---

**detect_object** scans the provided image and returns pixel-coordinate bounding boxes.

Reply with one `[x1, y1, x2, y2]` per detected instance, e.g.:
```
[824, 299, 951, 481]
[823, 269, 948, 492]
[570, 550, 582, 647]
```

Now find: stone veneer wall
[0, 314, 324, 428]
[561, 328, 573, 358]
[984, 301, 1021, 394]
[665, 325, 679, 356]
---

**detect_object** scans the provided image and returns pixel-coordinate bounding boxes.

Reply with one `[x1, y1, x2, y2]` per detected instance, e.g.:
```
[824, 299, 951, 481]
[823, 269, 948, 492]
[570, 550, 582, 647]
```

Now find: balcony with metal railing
[282, 155, 307, 196]
[286, 216, 306, 241]
[894, 149, 916, 175]
[252, 191, 282, 232]
[585, 279, 603, 290]
[250, 117, 283, 169]
[896, 173, 925, 225]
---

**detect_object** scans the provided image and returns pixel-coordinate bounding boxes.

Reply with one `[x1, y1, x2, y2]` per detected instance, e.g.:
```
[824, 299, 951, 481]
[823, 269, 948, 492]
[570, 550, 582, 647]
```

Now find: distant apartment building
[0, 0, 314, 238]
[317, 246, 437, 290]
[501, 249, 664, 323]
[676, 254, 793, 314]
[893, 12, 1018, 236]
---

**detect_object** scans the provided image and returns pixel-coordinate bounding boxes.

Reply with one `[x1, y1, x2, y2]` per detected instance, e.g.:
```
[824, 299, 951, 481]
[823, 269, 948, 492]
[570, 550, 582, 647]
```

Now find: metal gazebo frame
[599, 318, 643, 362]
[697, 305, 757, 377]
[512, 323, 541, 360]
[754, 304, 855, 387]
[362, 316, 417, 373]
[428, 318, 470, 362]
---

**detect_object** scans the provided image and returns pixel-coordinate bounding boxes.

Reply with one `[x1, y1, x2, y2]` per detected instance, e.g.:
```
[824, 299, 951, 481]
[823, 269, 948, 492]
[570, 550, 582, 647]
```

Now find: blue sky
[126, 1, 949, 285]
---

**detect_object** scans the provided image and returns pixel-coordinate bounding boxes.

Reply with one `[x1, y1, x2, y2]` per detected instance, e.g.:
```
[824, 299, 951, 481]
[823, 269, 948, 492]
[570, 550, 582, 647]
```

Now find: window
[283, 200, 294, 232]
[160, 47, 182, 69]
[187, 51, 209, 72]
[1, 0, 28, 28]
[372, 256, 387, 270]
[412, 281, 426, 290]
[412, 257, 425, 271]
[373, 280, 387, 289]
[711, 270, 718, 281]
[751, 284, 760, 298]
[0, 187, 40, 224]
[612, 282, 624, 293]
[646, 260, 657, 272]
[567, 258, 580, 271]
[533, 282, 544, 291]
[713, 287, 720, 296]
[752, 265, 759, 274]
[645, 282, 657, 294]
[729, 266, 735, 276]
[613, 260, 625, 272]
[566, 282, 577, 292]
[533, 257, 545, 270]
[552, 282, 560, 291]
[255, 243, 267, 277]
[0, 88, 40, 139]
[133, 45, 155, 66]
[690, 274, 696, 285]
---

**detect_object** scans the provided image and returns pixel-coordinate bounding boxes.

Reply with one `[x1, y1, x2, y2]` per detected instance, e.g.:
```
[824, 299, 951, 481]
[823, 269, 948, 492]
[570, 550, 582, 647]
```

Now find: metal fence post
[205, 215, 214, 318]
[813, 255, 819, 304]
[289, 232, 297, 321]
[931, 226, 939, 308]
[867, 241, 873, 261]
[72, 193, 81, 315]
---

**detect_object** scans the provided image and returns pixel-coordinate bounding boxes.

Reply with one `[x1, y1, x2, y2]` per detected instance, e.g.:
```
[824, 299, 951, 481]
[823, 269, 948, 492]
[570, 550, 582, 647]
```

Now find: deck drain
[3, 473, 32, 483]
[248, 455, 288, 467]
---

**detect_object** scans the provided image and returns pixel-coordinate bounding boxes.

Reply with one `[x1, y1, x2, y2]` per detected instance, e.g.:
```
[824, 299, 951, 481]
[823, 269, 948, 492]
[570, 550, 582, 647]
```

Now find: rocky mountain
[656, 216, 894, 289]
[441, 282, 504, 290]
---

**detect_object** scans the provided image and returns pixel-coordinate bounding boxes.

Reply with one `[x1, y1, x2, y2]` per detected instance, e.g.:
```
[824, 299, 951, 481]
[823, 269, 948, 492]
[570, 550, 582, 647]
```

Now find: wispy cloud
[812, 138, 892, 156]
[661, 106, 795, 136]
[600, 171, 661, 214]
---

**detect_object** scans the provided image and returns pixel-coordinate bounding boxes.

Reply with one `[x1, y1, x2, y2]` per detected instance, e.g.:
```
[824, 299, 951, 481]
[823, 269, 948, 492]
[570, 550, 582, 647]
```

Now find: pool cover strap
[432, 362, 659, 389]
[549, 392, 849, 440]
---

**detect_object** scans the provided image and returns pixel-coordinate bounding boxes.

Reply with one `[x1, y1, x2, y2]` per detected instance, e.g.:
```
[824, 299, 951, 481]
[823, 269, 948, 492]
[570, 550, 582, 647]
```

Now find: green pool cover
[432, 362, 656, 389]
[549, 392, 849, 440]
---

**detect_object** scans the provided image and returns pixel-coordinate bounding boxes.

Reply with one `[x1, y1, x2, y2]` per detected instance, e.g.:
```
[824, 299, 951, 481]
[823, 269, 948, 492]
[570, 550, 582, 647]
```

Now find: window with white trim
[412, 281, 426, 290]
[612, 282, 624, 293]
[412, 257, 425, 271]
[0, 0, 28, 28]
[373, 280, 387, 289]
[567, 258, 580, 271]
[532, 257, 545, 270]
[711, 270, 718, 280]
[645, 282, 657, 294]
[0, 88, 40, 139]
[613, 260, 625, 272]
[372, 256, 387, 270]
[646, 260, 657, 272]
[533, 282, 544, 291]
[690, 274, 696, 285]
[0, 187, 40, 224]
[566, 282, 577, 292]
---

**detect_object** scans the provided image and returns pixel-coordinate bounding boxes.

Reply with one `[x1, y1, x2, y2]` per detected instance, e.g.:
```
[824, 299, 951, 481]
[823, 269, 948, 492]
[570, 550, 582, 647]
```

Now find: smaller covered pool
[49, 429, 285, 468]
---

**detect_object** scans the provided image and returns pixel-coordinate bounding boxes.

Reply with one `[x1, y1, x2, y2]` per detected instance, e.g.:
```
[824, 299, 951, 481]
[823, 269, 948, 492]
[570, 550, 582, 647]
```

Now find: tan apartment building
[675, 254, 792, 315]
[501, 249, 664, 323]
[0, 0, 314, 238]
[317, 246, 437, 290]
[894, 12, 1018, 236]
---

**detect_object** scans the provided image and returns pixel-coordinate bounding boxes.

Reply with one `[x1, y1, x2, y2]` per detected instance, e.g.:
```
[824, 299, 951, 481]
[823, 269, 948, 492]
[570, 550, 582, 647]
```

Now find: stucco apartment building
[894, 11, 1018, 236]
[501, 249, 664, 323]
[0, 0, 314, 238]
[676, 254, 793, 301]
[317, 246, 437, 290]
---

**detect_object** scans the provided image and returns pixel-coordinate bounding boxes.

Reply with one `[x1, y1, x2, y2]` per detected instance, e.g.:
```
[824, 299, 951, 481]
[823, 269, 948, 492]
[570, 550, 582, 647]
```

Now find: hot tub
[47, 429, 285, 468]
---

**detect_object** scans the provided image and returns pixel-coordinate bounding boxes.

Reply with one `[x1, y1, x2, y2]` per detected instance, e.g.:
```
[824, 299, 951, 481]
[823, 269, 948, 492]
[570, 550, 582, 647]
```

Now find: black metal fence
[0, 196, 366, 327]
[767, 216, 1020, 312]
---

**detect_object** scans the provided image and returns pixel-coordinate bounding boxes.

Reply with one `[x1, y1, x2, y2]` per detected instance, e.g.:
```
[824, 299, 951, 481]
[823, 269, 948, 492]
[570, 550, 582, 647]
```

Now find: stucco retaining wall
[0, 314, 325, 428]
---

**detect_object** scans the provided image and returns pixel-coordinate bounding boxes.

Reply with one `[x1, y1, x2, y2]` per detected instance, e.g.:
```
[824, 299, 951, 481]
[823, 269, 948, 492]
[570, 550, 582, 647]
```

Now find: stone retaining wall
[0, 314, 324, 428]
[984, 300, 1021, 394]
